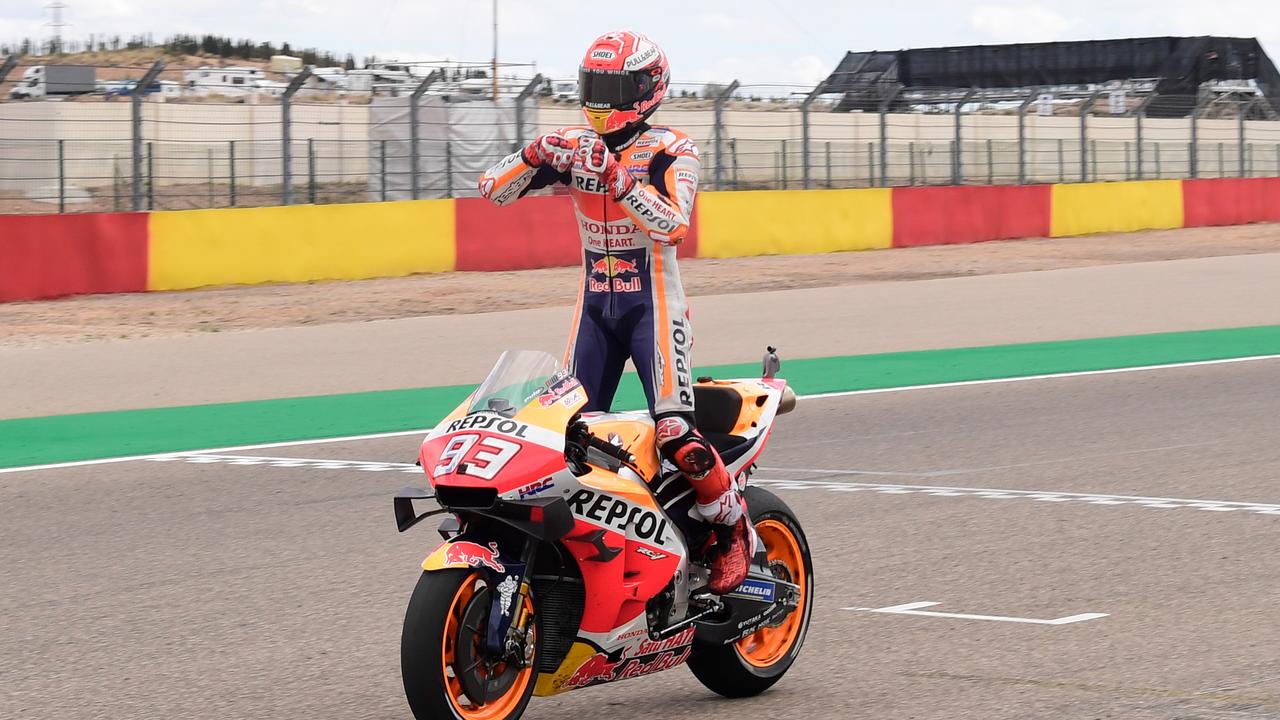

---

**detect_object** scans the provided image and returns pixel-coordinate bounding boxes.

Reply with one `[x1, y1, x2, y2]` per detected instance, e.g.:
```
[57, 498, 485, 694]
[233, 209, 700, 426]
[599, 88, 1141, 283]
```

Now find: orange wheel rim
[440, 573, 535, 720]
[735, 519, 807, 668]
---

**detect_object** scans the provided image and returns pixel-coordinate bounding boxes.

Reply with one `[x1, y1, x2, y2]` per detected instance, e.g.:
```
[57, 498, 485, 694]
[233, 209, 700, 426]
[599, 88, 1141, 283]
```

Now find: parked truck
[9, 65, 96, 100]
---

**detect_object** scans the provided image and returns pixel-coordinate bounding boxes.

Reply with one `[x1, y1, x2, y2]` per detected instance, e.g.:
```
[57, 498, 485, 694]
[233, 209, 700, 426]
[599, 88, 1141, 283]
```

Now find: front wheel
[401, 569, 537, 720]
[687, 486, 814, 698]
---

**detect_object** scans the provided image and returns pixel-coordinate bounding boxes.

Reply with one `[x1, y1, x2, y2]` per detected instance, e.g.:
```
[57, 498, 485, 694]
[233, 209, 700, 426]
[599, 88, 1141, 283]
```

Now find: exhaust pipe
[777, 386, 797, 415]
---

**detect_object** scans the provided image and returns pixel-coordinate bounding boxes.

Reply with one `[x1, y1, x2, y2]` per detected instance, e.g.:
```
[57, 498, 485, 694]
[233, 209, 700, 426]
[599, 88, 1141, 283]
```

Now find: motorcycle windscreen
[418, 350, 589, 486]
[464, 349, 588, 426]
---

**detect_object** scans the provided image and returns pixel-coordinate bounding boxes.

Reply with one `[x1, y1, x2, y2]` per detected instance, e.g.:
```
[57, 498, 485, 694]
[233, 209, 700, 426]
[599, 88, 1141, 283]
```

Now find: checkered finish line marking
[149, 453, 423, 473]
[752, 469, 1280, 516]
[148, 453, 1280, 516]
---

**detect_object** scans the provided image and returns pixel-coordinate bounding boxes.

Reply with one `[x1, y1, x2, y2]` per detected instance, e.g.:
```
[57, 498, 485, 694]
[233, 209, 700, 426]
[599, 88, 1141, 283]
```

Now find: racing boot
[708, 510, 755, 595]
[660, 420, 754, 594]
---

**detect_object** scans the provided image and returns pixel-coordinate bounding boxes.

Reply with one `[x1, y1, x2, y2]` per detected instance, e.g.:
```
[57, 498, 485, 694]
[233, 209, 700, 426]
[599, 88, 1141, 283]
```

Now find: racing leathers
[478, 123, 754, 593]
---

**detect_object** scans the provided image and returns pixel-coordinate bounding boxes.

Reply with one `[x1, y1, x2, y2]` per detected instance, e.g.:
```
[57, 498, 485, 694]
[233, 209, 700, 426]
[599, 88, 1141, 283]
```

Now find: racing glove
[575, 136, 636, 201]
[521, 132, 575, 173]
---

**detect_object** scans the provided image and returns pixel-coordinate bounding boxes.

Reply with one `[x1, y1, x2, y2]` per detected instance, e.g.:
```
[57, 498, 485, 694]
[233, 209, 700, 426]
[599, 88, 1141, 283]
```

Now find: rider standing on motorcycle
[478, 31, 752, 594]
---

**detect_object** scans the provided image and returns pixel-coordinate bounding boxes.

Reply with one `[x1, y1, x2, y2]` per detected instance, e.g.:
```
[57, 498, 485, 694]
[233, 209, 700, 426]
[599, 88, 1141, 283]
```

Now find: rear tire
[401, 569, 537, 720]
[687, 486, 814, 698]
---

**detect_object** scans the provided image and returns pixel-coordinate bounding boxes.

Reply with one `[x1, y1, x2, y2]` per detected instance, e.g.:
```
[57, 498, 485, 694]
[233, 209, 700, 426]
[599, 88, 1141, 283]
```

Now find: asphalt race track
[4, 358, 1280, 719]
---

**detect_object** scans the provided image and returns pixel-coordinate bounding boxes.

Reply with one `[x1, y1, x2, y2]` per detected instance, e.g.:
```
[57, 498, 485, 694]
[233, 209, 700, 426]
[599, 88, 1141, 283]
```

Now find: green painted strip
[4, 324, 1280, 470]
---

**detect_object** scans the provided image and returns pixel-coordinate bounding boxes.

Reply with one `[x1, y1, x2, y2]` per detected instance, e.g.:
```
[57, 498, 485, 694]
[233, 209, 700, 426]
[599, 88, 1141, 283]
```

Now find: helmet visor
[578, 68, 653, 108]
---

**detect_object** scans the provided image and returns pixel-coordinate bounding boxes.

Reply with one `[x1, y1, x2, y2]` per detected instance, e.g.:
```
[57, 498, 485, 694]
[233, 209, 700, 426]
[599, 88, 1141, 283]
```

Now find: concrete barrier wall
[2, 176, 1278, 302]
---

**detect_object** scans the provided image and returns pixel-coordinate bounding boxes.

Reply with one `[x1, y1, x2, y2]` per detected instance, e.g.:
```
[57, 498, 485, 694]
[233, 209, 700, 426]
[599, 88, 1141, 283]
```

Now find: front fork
[484, 534, 538, 662]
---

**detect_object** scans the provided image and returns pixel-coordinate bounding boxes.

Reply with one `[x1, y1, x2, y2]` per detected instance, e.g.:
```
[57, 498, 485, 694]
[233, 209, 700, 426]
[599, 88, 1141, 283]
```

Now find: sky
[3, 0, 1280, 91]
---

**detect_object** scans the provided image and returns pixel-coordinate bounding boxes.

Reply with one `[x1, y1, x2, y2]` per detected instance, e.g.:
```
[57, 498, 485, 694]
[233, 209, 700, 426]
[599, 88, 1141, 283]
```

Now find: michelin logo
[728, 578, 776, 603]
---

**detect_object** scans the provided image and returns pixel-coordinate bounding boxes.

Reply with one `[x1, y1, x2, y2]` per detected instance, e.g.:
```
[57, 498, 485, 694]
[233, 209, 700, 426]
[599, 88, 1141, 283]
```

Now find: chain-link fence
[4, 60, 1280, 214]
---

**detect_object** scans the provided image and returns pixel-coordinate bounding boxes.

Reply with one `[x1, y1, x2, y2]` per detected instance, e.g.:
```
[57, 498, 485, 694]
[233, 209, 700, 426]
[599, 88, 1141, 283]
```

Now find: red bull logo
[442, 541, 505, 573]
[588, 256, 642, 293]
[589, 256, 640, 277]
[558, 631, 694, 690]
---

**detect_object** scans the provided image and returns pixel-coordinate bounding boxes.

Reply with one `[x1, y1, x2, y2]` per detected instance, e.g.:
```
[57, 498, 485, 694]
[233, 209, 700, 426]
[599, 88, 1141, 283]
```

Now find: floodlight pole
[953, 88, 977, 185]
[801, 80, 827, 190]
[713, 80, 740, 190]
[1079, 90, 1102, 182]
[409, 69, 442, 200]
[281, 66, 314, 205]
[1016, 87, 1040, 185]
[131, 60, 165, 211]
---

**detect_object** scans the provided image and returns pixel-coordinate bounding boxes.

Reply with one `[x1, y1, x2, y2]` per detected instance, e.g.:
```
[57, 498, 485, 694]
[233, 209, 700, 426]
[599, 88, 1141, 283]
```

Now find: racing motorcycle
[393, 348, 812, 720]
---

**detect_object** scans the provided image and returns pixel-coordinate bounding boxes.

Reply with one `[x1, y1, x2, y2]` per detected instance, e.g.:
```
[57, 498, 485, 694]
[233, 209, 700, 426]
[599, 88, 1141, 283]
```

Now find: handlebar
[582, 429, 637, 466]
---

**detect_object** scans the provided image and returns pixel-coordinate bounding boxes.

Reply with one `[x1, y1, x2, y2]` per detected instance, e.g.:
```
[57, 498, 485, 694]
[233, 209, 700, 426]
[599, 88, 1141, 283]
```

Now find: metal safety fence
[3, 59, 1280, 214]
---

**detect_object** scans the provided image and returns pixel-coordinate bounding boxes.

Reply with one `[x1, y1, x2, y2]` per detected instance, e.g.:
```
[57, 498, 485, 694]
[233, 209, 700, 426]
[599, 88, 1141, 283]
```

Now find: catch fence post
[1189, 93, 1207, 179]
[1016, 88, 1039, 185]
[1079, 90, 1101, 182]
[514, 74, 543, 150]
[207, 148, 214, 207]
[229, 140, 237, 206]
[713, 81, 740, 191]
[410, 70, 442, 200]
[281, 66, 313, 206]
[908, 142, 916, 185]
[1057, 139, 1064, 182]
[1155, 143, 1162, 178]
[1217, 142, 1224, 178]
[57, 139, 66, 213]
[380, 139, 388, 201]
[773, 139, 783, 189]
[825, 141, 832, 188]
[112, 154, 122, 211]
[146, 141, 154, 210]
[1237, 98, 1255, 178]
[308, 138, 317, 204]
[445, 140, 453, 198]
[1134, 93, 1158, 180]
[953, 88, 976, 185]
[866, 142, 874, 186]
[729, 138, 740, 189]
[986, 138, 994, 184]
[800, 80, 828, 190]
[131, 60, 165, 211]
[878, 88, 903, 187]
[1124, 141, 1131, 180]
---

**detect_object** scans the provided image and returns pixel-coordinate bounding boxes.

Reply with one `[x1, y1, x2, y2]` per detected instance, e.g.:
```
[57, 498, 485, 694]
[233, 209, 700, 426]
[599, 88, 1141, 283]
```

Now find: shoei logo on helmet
[591, 49, 616, 60]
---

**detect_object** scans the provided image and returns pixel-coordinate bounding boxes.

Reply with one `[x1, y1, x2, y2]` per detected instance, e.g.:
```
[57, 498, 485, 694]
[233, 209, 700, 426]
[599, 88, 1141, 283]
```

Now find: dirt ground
[2, 223, 1277, 349]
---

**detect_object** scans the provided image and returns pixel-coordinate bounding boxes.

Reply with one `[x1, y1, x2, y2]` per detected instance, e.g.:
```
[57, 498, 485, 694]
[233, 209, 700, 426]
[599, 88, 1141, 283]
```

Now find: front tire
[401, 569, 537, 720]
[687, 486, 814, 698]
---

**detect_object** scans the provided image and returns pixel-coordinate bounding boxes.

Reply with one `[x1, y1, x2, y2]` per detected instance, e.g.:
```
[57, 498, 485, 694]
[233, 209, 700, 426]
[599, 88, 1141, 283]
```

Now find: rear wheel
[401, 569, 537, 720]
[687, 486, 814, 698]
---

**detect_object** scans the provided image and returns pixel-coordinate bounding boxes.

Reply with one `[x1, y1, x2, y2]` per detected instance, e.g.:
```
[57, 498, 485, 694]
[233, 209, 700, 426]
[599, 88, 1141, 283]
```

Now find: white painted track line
[3, 351, 1279, 476]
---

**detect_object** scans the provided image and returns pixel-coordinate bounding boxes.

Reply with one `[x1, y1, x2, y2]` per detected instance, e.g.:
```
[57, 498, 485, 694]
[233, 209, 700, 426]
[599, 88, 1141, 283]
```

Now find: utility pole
[492, 0, 499, 100]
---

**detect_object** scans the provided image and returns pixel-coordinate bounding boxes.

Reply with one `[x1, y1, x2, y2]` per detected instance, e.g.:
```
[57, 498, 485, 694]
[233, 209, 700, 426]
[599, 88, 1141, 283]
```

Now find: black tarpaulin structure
[822, 36, 1280, 117]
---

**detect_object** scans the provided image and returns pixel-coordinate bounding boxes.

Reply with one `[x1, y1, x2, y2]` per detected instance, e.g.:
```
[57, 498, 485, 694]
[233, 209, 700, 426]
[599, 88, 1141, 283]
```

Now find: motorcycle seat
[693, 385, 744, 435]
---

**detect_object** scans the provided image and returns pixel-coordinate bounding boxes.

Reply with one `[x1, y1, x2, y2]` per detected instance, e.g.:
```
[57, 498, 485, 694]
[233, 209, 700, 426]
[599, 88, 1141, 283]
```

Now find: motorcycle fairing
[533, 625, 697, 696]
